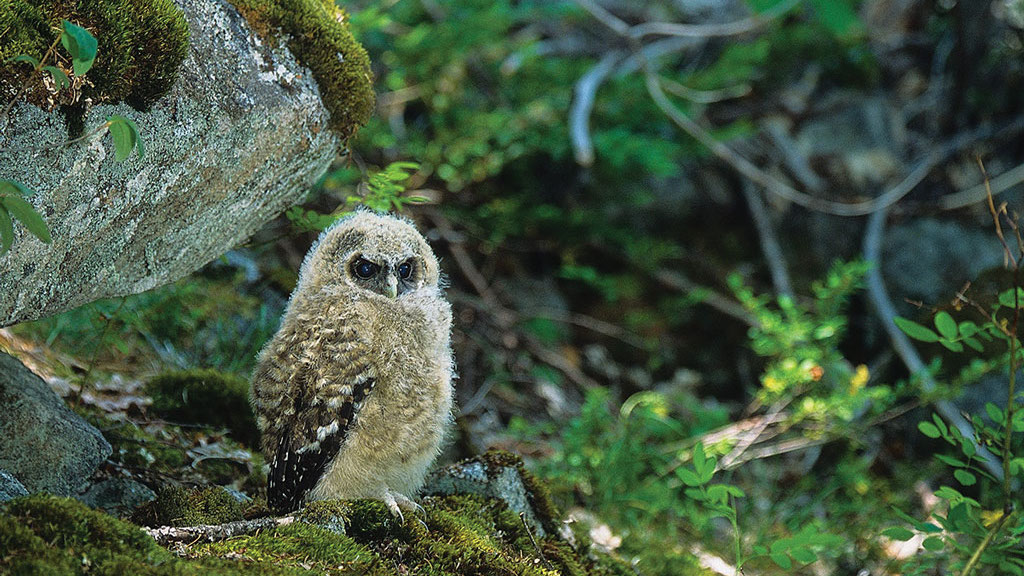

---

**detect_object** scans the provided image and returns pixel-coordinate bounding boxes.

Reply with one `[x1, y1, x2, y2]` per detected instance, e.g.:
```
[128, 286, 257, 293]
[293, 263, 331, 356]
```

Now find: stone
[0, 469, 28, 502]
[0, 0, 365, 326]
[77, 477, 157, 518]
[0, 352, 111, 496]
[882, 217, 1005, 309]
[422, 451, 553, 537]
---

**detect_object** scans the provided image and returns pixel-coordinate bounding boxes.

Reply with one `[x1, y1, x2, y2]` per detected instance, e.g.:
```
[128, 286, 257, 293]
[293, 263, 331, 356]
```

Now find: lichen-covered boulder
[0, 352, 111, 496]
[0, 0, 373, 327]
[0, 469, 28, 502]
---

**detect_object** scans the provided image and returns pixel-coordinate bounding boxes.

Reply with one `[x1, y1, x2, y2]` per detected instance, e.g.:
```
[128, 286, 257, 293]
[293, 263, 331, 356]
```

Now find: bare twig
[571, 51, 624, 166]
[517, 308, 647, 349]
[719, 397, 792, 470]
[627, 0, 801, 39]
[764, 119, 826, 193]
[647, 71, 1024, 217]
[144, 516, 295, 547]
[653, 269, 759, 327]
[741, 181, 793, 299]
[862, 204, 1004, 480]
[940, 161, 1024, 211]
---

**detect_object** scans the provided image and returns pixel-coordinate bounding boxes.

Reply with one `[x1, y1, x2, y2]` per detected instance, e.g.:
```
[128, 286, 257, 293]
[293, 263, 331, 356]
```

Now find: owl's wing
[254, 323, 376, 513]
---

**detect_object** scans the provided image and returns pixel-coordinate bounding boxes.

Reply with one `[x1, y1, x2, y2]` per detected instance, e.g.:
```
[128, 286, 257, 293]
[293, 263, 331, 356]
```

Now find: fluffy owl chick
[250, 211, 454, 518]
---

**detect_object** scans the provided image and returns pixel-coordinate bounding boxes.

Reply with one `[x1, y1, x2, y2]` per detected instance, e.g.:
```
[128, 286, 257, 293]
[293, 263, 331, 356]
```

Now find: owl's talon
[384, 490, 426, 528]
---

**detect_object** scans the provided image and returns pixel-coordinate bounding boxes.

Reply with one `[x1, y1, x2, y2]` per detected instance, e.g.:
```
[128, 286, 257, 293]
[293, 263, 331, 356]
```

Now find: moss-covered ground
[1, 491, 634, 575]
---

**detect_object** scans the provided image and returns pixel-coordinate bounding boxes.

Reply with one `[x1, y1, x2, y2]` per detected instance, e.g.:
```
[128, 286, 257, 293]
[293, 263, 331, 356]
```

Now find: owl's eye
[352, 258, 380, 279]
[398, 261, 413, 280]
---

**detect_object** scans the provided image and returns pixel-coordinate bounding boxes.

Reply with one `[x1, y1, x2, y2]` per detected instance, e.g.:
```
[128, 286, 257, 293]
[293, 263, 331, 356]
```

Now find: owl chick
[250, 210, 454, 518]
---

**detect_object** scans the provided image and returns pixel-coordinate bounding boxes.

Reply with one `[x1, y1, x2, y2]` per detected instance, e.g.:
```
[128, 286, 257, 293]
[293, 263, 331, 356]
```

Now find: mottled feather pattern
[251, 211, 454, 516]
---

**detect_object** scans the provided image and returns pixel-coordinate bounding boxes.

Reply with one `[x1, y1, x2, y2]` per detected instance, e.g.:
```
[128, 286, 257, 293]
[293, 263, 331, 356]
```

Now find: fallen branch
[144, 516, 295, 547]
[741, 181, 793, 299]
[571, 51, 623, 166]
[862, 205, 1003, 480]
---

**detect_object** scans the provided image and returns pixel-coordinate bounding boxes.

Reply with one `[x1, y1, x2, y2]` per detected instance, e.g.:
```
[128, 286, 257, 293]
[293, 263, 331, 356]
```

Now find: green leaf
[770, 553, 792, 569]
[918, 421, 942, 439]
[789, 547, 817, 564]
[932, 413, 949, 437]
[12, 54, 40, 68]
[675, 467, 702, 487]
[0, 207, 13, 255]
[958, 321, 978, 337]
[963, 337, 984, 352]
[998, 288, 1024, 308]
[61, 20, 97, 76]
[0, 179, 37, 197]
[922, 535, 945, 552]
[1, 196, 51, 244]
[107, 115, 144, 161]
[692, 443, 707, 476]
[934, 312, 958, 340]
[934, 454, 965, 468]
[953, 469, 976, 486]
[894, 317, 940, 342]
[43, 66, 70, 91]
[985, 403, 1004, 424]
[939, 339, 964, 353]
[807, 0, 864, 38]
[881, 527, 915, 541]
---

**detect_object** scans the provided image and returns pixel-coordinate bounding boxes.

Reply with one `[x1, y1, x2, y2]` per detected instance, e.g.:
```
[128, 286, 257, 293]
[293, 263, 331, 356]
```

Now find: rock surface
[0, 352, 111, 495]
[0, 0, 353, 326]
[77, 478, 157, 518]
[422, 451, 552, 537]
[0, 469, 28, 502]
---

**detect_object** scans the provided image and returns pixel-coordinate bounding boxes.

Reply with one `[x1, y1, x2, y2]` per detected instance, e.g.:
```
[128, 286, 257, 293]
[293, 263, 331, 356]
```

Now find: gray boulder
[0, 469, 28, 502]
[0, 0, 359, 326]
[77, 478, 157, 518]
[0, 352, 111, 495]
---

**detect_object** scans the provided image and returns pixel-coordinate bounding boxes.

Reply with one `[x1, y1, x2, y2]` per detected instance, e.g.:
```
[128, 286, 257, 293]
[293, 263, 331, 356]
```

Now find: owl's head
[299, 210, 441, 298]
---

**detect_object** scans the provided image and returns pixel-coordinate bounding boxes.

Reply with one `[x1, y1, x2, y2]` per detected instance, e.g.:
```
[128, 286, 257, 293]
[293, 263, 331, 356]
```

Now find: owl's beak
[385, 275, 398, 299]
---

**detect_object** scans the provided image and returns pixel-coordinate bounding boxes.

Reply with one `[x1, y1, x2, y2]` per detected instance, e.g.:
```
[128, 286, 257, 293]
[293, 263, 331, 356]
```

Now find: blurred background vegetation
[6, 0, 1024, 573]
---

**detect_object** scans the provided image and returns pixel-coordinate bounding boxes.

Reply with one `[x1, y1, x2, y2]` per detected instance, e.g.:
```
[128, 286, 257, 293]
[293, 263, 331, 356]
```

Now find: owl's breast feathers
[256, 290, 451, 513]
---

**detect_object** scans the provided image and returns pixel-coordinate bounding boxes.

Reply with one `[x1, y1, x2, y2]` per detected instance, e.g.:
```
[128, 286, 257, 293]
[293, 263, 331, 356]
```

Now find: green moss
[0, 0, 189, 111]
[227, 0, 374, 141]
[146, 368, 259, 446]
[199, 521, 390, 575]
[133, 485, 245, 527]
[1, 493, 174, 574]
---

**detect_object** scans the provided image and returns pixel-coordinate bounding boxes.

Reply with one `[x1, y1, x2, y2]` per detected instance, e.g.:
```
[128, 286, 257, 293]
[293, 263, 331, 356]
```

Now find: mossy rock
[133, 485, 246, 527]
[146, 368, 259, 446]
[0, 0, 189, 111]
[228, 0, 374, 141]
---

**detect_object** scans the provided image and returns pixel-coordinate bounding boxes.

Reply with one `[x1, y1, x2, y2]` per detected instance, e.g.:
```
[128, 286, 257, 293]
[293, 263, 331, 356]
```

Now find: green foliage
[891, 282, 1024, 575]
[60, 19, 97, 75]
[11, 273, 279, 376]
[0, 179, 51, 257]
[732, 260, 892, 422]
[227, 0, 373, 140]
[0, 0, 189, 110]
[107, 114, 145, 161]
[146, 368, 259, 446]
[287, 161, 426, 231]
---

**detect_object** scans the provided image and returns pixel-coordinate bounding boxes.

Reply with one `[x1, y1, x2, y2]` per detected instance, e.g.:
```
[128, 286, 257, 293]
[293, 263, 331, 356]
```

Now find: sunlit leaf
[986, 402, 1005, 425]
[894, 317, 940, 342]
[918, 421, 941, 439]
[934, 312, 957, 340]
